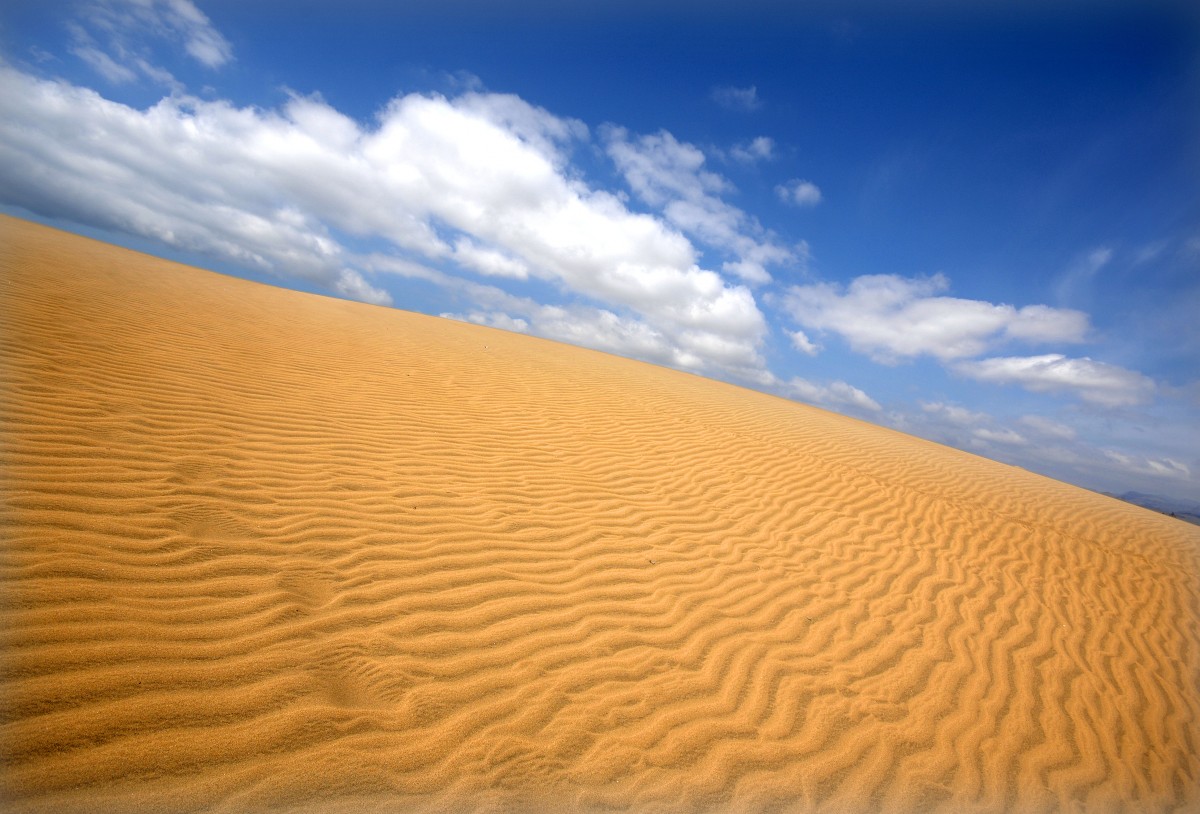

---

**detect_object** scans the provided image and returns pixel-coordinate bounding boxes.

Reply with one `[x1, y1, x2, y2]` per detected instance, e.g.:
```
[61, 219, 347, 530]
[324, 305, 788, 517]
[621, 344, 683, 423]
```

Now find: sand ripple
[2, 215, 1199, 812]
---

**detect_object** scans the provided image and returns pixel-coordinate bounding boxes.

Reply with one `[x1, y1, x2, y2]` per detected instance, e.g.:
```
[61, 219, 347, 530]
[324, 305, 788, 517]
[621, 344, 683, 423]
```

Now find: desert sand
[1, 213, 1198, 813]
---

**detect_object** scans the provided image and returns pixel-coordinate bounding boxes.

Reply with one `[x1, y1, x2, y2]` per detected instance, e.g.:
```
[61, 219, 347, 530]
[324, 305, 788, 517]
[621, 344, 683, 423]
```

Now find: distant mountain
[1106, 492, 1200, 526]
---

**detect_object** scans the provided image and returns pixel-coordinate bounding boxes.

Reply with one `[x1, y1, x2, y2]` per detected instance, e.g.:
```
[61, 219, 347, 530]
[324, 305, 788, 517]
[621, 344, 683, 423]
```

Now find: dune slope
[2, 214, 1199, 813]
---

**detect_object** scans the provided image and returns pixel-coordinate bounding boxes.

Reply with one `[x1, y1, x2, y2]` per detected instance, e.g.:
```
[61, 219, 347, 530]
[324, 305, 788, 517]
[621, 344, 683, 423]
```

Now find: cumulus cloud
[442, 310, 530, 334]
[605, 127, 796, 285]
[0, 66, 771, 381]
[334, 268, 392, 306]
[440, 279, 772, 382]
[776, 179, 822, 207]
[605, 127, 730, 207]
[786, 377, 882, 413]
[920, 401, 990, 426]
[711, 84, 762, 111]
[786, 328, 821, 356]
[730, 136, 774, 163]
[782, 273, 1090, 363]
[954, 354, 1156, 407]
[452, 239, 529, 279]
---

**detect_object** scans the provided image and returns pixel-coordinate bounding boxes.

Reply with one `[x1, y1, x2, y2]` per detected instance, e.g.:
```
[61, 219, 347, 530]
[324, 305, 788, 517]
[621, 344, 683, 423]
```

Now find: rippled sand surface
[2, 215, 1198, 813]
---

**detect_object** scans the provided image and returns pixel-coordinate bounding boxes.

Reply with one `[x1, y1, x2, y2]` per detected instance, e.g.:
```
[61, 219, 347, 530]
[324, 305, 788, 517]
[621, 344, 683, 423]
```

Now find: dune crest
[2, 214, 1198, 813]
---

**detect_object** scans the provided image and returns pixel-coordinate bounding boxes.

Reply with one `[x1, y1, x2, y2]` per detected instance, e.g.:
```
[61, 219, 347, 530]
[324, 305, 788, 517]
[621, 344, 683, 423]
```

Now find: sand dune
[1, 213, 1198, 813]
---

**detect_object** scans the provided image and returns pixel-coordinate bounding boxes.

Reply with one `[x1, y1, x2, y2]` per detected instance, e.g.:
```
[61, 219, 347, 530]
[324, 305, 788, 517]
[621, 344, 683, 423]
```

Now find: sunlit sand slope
[2, 214, 1198, 813]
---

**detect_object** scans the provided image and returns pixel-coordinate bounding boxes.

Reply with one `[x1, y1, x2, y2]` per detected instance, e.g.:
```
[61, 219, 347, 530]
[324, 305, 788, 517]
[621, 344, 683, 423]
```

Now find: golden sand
[1, 214, 1198, 813]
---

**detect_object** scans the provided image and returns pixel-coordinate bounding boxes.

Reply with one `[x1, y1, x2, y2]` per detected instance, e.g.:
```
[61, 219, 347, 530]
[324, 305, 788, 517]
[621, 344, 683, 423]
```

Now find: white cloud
[605, 128, 731, 207]
[452, 239, 529, 279]
[1148, 458, 1190, 477]
[782, 273, 1090, 364]
[786, 377, 881, 413]
[718, 260, 772, 285]
[70, 0, 232, 86]
[69, 38, 137, 83]
[442, 310, 530, 334]
[441, 279, 770, 382]
[711, 84, 762, 112]
[171, 4, 231, 67]
[955, 354, 1156, 407]
[0, 66, 770, 381]
[333, 268, 392, 306]
[1001, 304, 1091, 343]
[452, 91, 589, 162]
[28, 45, 57, 65]
[605, 127, 795, 285]
[920, 401, 989, 426]
[793, 239, 813, 273]
[730, 136, 774, 163]
[1104, 451, 1191, 479]
[1085, 246, 1113, 273]
[776, 179, 822, 207]
[892, 402, 1045, 459]
[1132, 241, 1168, 266]
[1054, 245, 1113, 303]
[973, 428, 1028, 446]
[786, 328, 821, 356]
[893, 394, 1192, 506]
[1018, 414, 1078, 440]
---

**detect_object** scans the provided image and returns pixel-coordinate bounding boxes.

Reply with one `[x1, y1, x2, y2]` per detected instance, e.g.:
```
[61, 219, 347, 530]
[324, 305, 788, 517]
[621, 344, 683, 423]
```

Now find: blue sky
[2, 0, 1198, 503]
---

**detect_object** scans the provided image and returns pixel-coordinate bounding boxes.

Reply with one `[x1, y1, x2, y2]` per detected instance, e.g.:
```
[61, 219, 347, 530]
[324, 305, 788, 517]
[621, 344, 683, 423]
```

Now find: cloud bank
[0, 66, 770, 382]
[1, 0, 1185, 502]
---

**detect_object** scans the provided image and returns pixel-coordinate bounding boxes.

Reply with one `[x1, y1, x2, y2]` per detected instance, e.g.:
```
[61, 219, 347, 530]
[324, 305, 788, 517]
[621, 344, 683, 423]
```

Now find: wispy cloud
[1103, 451, 1191, 480]
[1054, 245, 1112, 304]
[954, 354, 1156, 407]
[711, 84, 762, 112]
[1018, 414, 1078, 440]
[972, 428, 1028, 446]
[1132, 241, 1168, 266]
[604, 127, 796, 285]
[68, 0, 232, 86]
[70, 41, 138, 83]
[783, 274, 1090, 364]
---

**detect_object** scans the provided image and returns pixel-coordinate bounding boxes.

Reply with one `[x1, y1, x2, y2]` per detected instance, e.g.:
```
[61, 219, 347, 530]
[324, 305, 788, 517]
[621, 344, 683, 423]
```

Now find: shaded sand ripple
[2, 214, 1199, 813]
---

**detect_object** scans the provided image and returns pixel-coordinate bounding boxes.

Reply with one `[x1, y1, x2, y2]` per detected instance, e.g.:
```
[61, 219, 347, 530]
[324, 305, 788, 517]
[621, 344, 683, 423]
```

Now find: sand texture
[2, 214, 1199, 813]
